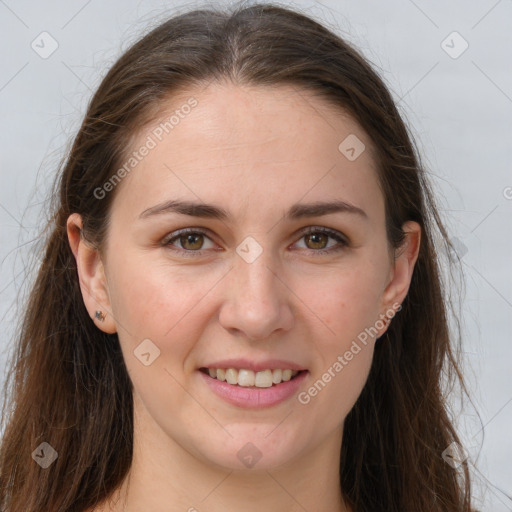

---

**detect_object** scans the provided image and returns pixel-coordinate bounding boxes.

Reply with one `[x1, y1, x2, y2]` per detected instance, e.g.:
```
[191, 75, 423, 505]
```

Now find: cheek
[293, 262, 383, 411]
[104, 263, 225, 400]
[301, 260, 386, 342]
[107, 254, 221, 340]
[106, 260, 217, 403]
[298, 287, 377, 423]
[318, 345, 374, 426]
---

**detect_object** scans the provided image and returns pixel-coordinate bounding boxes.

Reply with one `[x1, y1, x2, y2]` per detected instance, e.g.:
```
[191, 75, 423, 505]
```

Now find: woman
[0, 3, 476, 511]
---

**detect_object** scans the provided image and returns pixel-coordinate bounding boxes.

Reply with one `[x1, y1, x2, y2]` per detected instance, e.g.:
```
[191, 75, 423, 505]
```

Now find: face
[70, 81, 419, 473]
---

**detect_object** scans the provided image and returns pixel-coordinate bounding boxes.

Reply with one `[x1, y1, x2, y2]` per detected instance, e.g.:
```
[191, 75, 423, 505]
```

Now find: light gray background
[0, 0, 511, 510]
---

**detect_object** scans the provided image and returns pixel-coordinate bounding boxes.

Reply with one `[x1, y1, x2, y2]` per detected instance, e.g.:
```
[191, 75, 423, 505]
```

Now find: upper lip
[199, 358, 307, 372]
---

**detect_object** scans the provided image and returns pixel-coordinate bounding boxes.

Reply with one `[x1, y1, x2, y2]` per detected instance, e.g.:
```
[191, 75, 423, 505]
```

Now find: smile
[200, 367, 301, 387]
[198, 367, 308, 409]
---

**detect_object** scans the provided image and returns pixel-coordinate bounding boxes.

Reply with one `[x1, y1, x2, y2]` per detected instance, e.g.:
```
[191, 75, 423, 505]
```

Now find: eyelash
[162, 226, 349, 258]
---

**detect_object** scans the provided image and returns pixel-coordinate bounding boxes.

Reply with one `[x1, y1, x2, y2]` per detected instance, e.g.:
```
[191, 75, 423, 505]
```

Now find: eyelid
[162, 226, 349, 256]
[161, 227, 217, 256]
[292, 226, 349, 255]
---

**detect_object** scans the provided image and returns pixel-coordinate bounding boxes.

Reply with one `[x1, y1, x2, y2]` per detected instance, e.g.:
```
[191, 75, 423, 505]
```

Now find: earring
[95, 310, 106, 322]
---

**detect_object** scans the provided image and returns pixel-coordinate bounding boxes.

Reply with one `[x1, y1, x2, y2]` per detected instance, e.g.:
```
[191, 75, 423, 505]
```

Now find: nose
[218, 244, 294, 341]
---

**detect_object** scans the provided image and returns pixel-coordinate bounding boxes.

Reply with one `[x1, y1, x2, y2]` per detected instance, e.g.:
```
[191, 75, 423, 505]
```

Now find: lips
[197, 359, 308, 409]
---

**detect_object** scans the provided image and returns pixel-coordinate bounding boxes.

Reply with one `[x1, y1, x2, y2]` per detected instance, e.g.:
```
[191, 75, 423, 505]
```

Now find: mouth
[199, 367, 306, 388]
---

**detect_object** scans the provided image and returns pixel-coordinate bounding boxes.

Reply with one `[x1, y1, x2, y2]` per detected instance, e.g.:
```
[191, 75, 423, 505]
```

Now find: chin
[191, 431, 304, 472]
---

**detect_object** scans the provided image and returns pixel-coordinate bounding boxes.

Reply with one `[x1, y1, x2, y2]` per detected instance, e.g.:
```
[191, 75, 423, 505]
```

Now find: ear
[67, 213, 117, 334]
[377, 220, 421, 336]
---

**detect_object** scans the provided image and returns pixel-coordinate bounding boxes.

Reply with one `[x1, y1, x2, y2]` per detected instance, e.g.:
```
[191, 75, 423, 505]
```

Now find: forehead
[111, 81, 383, 224]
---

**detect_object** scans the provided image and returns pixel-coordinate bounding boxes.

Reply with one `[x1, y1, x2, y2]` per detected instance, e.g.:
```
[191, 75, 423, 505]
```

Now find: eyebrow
[139, 199, 367, 221]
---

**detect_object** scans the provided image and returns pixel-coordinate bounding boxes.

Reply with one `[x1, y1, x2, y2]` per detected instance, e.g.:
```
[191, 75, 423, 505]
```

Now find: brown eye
[178, 233, 204, 251]
[295, 227, 348, 255]
[164, 229, 215, 255]
[304, 232, 329, 250]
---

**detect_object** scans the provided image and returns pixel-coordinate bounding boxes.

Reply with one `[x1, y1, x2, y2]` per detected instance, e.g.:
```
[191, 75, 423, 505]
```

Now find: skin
[68, 81, 421, 512]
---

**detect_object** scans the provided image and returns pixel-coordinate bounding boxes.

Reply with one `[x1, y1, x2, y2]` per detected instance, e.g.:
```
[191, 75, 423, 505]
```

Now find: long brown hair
[0, 3, 475, 511]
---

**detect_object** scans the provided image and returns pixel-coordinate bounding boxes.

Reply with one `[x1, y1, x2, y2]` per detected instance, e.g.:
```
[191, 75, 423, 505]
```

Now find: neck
[107, 398, 350, 512]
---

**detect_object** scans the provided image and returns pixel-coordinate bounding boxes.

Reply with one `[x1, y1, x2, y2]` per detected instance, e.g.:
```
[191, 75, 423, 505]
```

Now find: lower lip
[198, 370, 308, 409]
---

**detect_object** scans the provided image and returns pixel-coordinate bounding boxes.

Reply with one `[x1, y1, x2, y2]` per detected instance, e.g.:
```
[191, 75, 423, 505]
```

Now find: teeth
[205, 368, 300, 387]
[238, 369, 255, 387]
[255, 369, 273, 388]
[225, 368, 238, 385]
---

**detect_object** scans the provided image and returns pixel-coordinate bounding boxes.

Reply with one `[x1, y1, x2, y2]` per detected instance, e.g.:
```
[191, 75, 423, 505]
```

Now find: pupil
[183, 234, 202, 249]
[308, 233, 326, 249]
